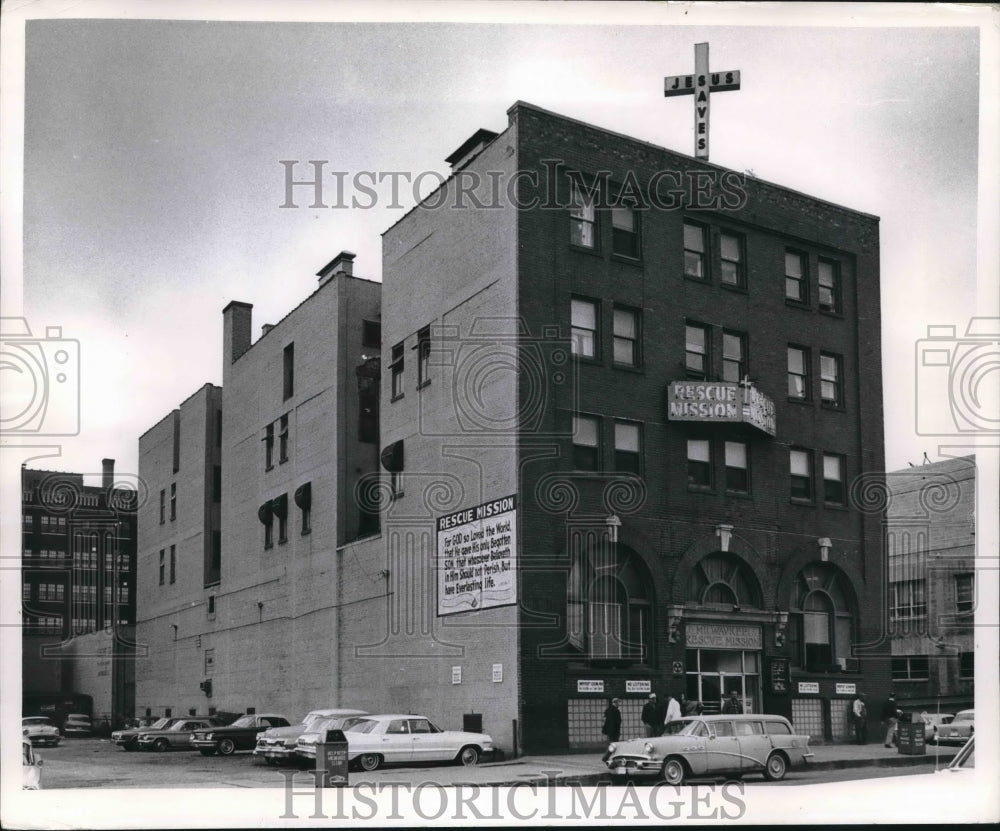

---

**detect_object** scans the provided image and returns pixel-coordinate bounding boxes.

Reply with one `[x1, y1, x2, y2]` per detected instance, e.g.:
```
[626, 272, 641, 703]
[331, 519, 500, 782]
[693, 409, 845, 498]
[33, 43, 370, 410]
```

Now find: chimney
[316, 251, 356, 286]
[445, 128, 500, 171]
[102, 458, 115, 490]
[222, 301, 253, 364]
[261, 324, 275, 337]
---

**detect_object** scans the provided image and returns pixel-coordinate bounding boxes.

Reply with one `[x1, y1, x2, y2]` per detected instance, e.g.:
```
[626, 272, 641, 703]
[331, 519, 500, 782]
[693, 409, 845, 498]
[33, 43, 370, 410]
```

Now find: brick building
[364, 101, 889, 750]
[885, 455, 975, 713]
[134, 254, 381, 719]
[21, 460, 137, 726]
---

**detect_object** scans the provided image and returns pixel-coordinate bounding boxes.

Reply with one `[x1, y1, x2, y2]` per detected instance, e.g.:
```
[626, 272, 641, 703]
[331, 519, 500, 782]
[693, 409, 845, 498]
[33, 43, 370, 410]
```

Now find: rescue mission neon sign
[667, 381, 776, 436]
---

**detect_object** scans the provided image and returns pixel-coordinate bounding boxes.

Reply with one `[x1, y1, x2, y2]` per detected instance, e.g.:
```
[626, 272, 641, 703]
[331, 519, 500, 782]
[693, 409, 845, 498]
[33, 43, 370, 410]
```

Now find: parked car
[112, 718, 180, 751]
[895, 711, 954, 744]
[605, 714, 812, 784]
[136, 718, 216, 751]
[290, 713, 375, 763]
[304, 714, 494, 771]
[192, 713, 291, 756]
[22, 716, 61, 748]
[932, 709, 974, 745]
[62, 713, 93, 737]
[22, 738, 43, 789]
[253, 709, 368, 766]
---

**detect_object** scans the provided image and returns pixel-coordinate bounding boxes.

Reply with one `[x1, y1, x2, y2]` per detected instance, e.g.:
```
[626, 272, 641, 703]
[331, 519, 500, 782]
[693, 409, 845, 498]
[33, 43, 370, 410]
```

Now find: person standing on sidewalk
[851, 693, 868, 744]
[680, 694, 704, 717]
[661, 693, 682, 735]
[641, 694, 660, 738]
[723, 690, 744, 714]
[601, 698, 622, 743]
[881, 693, 900, 747]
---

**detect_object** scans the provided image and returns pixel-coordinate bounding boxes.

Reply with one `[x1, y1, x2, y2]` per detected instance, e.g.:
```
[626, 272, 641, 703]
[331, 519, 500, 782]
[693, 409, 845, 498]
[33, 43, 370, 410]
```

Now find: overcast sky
[4, 4, 995, 483]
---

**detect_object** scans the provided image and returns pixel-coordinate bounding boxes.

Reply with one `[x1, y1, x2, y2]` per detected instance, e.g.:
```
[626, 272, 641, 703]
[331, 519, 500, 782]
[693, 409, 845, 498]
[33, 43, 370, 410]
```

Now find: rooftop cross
[664, 42, 741, 160]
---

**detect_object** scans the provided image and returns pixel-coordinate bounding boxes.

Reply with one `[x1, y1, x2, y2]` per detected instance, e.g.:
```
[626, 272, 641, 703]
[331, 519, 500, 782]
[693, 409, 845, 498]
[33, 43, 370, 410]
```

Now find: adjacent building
[886, 455, 976, 713]
[21, 460, 137, 727]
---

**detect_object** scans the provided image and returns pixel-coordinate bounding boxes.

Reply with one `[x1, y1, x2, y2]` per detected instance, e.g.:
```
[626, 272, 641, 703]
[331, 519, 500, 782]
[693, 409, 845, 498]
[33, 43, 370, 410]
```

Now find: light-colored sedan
[605, 714, 812, 784]
[22, 716, 61, 748]
[254, 709, 368, 765]
[302, 714, 494, 771]
[292, 713, 375, 763]
[933, 709, 974, 745]
[63, 714, 93, 737]
[136, 718, 215, 751]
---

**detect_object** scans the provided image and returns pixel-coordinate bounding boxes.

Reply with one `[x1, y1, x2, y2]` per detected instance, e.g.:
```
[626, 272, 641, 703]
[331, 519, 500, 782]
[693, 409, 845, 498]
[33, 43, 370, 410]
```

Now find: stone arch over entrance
[673, 528, 772, 608]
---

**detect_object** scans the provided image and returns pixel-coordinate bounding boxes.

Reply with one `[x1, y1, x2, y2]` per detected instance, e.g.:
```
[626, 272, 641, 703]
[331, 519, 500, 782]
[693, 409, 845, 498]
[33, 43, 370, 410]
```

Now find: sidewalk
[351, 742, 960, 787]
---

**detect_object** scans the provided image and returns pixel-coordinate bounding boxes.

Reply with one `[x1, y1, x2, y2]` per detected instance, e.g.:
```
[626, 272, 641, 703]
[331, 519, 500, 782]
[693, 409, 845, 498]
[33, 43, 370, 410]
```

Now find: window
[785, 250, 806, 302]
[787, 346, 810, 399]
[259, 502, 274, 549]
[215, 410, 222, 447]
[790, 449, 813, 500]
[283, 343, 295, 400]
[687, 439, 712, 488]
[278, 414, 289, 463]
[295, 482, 312, 535]
[683, 222, 707, 280]
[614, 421, 641, 473]
[159, 490, 165, 524]
[891, 656, 929, 682]
[390, 470, 403, 499]
[890, 580, 926, 620]
[818, 259, 840, 313]
[690, 553, 763, 609]
[210, 531, 221, 581]
[720, 232, 744, 287]
[158, 550, 165, 586]
[788, 563, 855, 672]
[390, 342, 404, 400]
[568, 544, 652, 664]
[169, 545, 176, 584]
[959, 651, 974, 680]
[725, 441, 749, 492]
[611, 203, 639, 258]
[823, 454, 845, 504]
[722, 331, 746, 383]
[569, 180, 596, 248]
[955, 573, 974, 614]
[571, 298, 598, 359]
[362, 319, 381, 349]
[613, 306, 640, 367]
[820, 353, 843, 406]
[417, 326, 431, 388]
[685, 323, 709, 378]
[22, 582, 31, 602]
[573, 414, 601, 471]
[274, 494, 288, 544]
[169, 483, 177, 520]
[207, 595, 216, 620]
[264, 423, 274, 469]
[213, 466, 221, 503]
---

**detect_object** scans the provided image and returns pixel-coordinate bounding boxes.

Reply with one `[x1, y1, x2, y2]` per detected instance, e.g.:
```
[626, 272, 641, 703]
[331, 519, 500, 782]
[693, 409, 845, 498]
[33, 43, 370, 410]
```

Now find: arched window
[689, 553, 763, 609]
[567, 544, 652, 664]
[788, 563, 855, 672]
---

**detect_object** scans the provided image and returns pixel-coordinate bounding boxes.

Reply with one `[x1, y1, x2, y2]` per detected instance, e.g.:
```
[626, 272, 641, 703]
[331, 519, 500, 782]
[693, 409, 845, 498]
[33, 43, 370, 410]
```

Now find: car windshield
[662, 719, 702, 737]
[346, 719, 378, 734]
[24, 718, 53, 726]
[150, 718, 171, 729]
[68, 714, 90, 721]
[954, 712, 974, 722]
[230, 715, 255, 728]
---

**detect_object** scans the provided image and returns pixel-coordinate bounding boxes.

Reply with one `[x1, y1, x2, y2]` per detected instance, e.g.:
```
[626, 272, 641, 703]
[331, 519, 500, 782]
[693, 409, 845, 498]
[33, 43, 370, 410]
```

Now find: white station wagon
[605, 714, 812, 784]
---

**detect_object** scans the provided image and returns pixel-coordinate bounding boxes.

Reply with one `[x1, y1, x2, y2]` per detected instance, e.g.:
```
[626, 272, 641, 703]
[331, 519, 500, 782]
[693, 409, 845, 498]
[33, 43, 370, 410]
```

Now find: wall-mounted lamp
[376, 569, 390, 580]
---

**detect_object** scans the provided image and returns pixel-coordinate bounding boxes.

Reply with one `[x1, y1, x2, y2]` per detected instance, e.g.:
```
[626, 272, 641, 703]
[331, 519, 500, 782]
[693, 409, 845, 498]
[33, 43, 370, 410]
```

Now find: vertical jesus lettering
[664, 42, 741, 160]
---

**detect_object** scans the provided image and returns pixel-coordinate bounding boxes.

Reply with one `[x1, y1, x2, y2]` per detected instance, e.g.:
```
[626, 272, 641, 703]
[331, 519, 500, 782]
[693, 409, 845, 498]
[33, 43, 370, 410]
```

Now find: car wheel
[153, 738, 169, 752]
[218, 738, 237, 756]
[763, 752, 788, 781]
[358, 753, 381, 771]
[198, 748, 217, 757]
[661, 757, 686, 786]
[457, 746, 480, 766]
[123, 743, 137, 752]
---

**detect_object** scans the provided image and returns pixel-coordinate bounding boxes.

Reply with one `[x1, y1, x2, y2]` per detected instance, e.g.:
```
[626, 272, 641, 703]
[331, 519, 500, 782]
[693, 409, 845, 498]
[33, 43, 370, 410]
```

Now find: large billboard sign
[436, 495, 517, 616]
[667, 381, 776, 436]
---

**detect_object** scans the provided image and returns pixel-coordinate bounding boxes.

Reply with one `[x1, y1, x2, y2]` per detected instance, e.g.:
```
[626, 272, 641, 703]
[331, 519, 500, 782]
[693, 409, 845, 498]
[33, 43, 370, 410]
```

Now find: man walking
[852, 693, 868, 744]
[641, 694, 660, 738]
[881, 693, 900, 748]
[661, 692, 682, 735]
[602, 698, 622, 743]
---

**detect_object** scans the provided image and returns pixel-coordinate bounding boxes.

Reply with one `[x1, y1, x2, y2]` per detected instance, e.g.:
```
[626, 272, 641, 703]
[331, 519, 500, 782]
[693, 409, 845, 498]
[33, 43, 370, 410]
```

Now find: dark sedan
[192, 714, 290, 756]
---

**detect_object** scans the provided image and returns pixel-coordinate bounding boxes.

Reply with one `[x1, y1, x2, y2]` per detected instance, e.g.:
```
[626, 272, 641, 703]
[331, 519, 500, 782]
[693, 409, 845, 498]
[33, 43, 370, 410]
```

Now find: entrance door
[686, 649, 761, 714]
